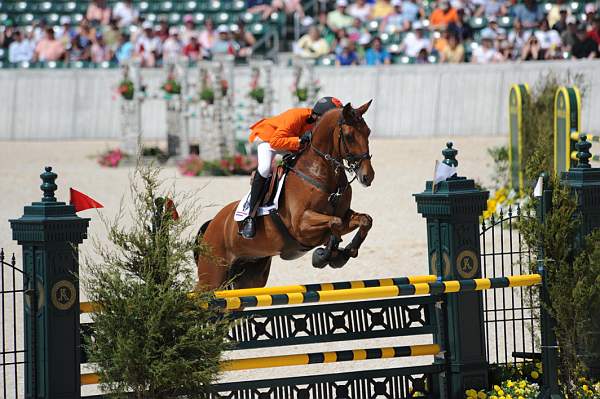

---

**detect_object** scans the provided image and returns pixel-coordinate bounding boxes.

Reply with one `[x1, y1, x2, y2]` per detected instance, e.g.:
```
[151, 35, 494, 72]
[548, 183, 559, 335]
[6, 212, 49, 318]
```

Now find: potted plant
[117, 79, 134, 100]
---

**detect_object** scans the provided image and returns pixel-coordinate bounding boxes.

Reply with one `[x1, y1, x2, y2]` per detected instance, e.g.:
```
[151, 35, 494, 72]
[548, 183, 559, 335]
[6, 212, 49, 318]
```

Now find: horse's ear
[357, 99, 373, 116]
[342, 102, 354, 121]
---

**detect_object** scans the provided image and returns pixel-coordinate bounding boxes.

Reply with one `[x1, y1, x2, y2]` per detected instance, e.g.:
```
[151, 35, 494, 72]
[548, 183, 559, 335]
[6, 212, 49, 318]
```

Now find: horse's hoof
[328, 251, 350, 269]
[312, 247, 330, 269]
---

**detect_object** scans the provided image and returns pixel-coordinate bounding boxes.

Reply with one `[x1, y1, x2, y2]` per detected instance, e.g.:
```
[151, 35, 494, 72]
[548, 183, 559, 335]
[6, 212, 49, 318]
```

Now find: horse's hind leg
[229, 257, 273, 289]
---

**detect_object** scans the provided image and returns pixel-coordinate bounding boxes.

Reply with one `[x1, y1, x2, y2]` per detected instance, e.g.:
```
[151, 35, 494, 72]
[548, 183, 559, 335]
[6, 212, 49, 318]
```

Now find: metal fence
[480, 204, 540, 366]
[0, 249, 25, 399]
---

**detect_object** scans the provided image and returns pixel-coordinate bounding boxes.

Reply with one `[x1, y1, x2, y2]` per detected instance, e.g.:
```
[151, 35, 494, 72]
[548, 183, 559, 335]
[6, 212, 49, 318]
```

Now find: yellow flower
[507, 380, 514, 387]
[494, 385, 501, 392]
[519, 381, 527, 388]
[531, 371, 539, 379]
[498, 389, 504, 396]
[483, 210, 491, 219]
[466, 389, 478, 397]
[536, 362, 542, 370]
[583, 385, 589, 392]
[478, 391, 487, 399]
[497, 195, 507, 204]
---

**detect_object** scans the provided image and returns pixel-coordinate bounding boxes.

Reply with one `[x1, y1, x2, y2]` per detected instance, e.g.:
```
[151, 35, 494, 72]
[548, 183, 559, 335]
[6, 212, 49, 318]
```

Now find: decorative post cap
[575, 134, 592, 169]
[40, 166, 58, 202]
[442, 142, 458, 167]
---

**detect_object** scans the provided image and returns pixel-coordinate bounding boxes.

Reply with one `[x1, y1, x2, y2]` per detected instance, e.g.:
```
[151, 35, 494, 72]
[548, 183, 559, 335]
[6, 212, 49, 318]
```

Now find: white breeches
[256, 140, 285, 178]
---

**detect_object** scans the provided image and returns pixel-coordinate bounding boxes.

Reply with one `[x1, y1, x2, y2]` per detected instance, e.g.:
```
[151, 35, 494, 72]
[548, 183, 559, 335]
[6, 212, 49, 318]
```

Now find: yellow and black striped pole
[215, 274, 437, 298]
[80, 344, 440, 385]
[213, 274, 542, 310]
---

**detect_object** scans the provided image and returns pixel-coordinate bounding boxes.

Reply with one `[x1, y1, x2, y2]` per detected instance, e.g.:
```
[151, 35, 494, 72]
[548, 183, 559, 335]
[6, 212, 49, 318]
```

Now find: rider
[240, 96, 343, 239]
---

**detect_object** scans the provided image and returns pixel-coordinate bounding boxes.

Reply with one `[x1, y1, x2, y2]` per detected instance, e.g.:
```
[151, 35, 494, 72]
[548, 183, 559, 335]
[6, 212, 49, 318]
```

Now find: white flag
[533, 175, 543, 197]
[433, 160, 457, 192]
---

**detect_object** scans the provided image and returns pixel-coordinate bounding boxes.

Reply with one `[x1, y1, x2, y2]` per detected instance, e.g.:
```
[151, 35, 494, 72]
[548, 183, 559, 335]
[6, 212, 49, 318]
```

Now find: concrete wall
[1, 60, 599, 140]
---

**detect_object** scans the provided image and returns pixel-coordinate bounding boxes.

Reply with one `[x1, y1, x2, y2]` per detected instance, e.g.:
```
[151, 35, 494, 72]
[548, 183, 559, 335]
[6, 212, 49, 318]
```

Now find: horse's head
[338, 100, 375, 187]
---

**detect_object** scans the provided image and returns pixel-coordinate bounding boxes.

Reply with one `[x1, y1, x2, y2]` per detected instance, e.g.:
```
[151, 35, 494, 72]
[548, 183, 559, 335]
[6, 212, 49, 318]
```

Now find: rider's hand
[300, 132, 312, 146]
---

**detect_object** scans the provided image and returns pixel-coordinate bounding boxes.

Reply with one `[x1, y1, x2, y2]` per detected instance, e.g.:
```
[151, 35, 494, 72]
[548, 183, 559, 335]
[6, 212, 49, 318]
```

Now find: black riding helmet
[312, 96, 343, 116]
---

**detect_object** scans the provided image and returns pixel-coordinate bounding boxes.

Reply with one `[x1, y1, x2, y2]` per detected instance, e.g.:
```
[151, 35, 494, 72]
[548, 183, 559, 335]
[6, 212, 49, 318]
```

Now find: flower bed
[178, 154, 257, 176]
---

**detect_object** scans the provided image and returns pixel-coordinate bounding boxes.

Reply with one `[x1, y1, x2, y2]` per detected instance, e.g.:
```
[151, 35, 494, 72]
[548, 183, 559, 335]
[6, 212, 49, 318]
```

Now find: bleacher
[0, 0, 593, 67]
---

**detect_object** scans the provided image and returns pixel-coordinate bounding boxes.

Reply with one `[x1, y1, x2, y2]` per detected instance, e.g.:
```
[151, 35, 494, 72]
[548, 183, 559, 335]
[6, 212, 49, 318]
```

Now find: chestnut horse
[195, 101, 375, 290]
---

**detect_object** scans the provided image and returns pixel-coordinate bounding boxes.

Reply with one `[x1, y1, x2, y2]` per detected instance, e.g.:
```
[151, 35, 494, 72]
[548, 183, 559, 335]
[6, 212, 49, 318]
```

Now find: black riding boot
[241, 174, 268, 239]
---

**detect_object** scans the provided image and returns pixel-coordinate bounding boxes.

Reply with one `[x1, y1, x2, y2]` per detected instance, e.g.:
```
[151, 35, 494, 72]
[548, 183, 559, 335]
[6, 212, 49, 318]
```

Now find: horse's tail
[193, 219, 212, 263]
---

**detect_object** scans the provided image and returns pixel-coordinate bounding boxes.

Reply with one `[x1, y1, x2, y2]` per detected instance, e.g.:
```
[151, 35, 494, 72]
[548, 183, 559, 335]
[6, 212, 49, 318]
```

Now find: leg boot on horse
[195, 101, 375, 290]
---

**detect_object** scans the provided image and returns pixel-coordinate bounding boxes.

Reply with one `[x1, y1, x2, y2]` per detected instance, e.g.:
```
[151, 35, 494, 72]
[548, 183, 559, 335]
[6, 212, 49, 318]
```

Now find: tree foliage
[82, 166, 232, 399]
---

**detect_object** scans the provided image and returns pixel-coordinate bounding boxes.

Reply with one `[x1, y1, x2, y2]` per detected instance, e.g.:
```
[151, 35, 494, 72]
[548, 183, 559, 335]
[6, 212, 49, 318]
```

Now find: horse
[195, 101, 375, 290]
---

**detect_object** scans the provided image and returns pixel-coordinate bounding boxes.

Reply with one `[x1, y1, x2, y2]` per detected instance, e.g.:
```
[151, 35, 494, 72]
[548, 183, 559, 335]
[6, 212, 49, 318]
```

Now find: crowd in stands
[1, 0, 599, 66]
[293, 0, 600, 64]
[1, 0, 259, 66]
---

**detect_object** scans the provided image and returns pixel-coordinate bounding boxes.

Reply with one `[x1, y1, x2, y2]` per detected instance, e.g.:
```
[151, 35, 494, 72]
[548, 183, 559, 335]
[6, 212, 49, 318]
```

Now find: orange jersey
[249, 108, 314, 151]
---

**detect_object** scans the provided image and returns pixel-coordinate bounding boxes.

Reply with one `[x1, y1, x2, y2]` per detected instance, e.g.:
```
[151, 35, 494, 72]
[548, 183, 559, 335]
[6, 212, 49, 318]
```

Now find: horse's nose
[360, 173, 372, 187]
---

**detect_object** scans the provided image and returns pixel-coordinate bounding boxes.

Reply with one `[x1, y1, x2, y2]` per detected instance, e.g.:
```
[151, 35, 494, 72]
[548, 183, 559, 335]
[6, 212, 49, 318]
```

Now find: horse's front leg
[298, 210, 344, 268]
[340, 209, 373, 258]
[326, 209, 373, 269]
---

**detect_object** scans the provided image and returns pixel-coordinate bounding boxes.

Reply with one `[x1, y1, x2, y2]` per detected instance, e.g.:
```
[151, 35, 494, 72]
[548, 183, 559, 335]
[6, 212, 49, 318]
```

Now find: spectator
[401, 0, 424, 24]
[473, 0, 508, 18]
[8, 30, 33, 63]
[371, 0, 395, 19]
[76, 19, 94, 49]
[440, 32, 464, 62]
[588, 16, 600, 47]
[271, 0, 305, 18]
[113, 0, 138, 27]
[199, 18, 217, 50]
[520, 34, 544, 60]
[507, 19, 530, 55]
[333, 29, 351, 54]
[103, 20, 121, 51]
[181, 15, 199, 45]
[546, 0, 571, 29]
[87, 0, 111, 26]
[183, 36, 204, 61]
[247, 0, 274, 19]
[449, 8, 474, 40]
[512, 0, 545, 30]
[32, 18, 48, 43]
[348, 0, 373, 22]
[67, 35, 91, 61]
[211, 25, 239, 55]
[415, 47, 429, 63]
[162, 28, 183, 63]
[135, 21, 161, 67]
[232, 21, 256, 58]
[295, 26, 330, 58]
[156, 18, 170, 42]
[561, 16, 578, 50]
[364, 36, 391, 64]
[498, 39, 515, 59]
[572, 24, 598, 58]
[381, 0, 410, 32]
[552, 6, 570, 33]
[336, 40, 360, 65]
[480, 17, 507, 40]
[401, 21, 431, 57]
[348, 18, 372, 43]
[534, 19, 562, 57]
[1, 23, 16, 51]
[471, 35, 503, 62]
[430, 0, 459, 30]
[56, 17, 76, 47]
[115, 32, 134, 62]
[34, 28, 66, 62]
[91, 33, 109, 62]
[583, 4, 597, 31]
[328, 0, 355, 31]
[433, 28, 450, 53]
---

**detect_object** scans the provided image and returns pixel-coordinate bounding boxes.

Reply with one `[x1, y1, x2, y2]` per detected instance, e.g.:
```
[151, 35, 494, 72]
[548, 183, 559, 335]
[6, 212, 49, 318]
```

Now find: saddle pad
[234, 172, 287, 221]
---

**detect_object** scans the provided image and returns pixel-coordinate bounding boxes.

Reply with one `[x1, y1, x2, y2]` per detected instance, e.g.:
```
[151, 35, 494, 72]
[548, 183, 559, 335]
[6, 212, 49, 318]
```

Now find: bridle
[289, 112, 371, 205]
[310, 114, 372, 178]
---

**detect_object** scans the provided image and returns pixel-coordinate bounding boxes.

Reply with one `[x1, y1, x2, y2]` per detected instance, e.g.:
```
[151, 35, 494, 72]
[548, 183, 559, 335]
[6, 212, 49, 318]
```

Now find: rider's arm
[269, 110, 308, 151]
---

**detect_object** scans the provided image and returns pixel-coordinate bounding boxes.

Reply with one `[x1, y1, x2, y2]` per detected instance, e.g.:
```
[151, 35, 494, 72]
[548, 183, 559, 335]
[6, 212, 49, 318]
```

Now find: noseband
[311, 115, 372, 176]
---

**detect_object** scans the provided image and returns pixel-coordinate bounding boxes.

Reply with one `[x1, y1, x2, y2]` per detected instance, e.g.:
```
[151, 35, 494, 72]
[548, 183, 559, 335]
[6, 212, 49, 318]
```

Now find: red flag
[70, 188, 104, 212]
[165, 198, 179, 221]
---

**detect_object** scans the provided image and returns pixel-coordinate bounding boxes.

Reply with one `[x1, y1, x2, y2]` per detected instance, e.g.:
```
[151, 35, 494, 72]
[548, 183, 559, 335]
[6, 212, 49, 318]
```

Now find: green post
[10, 167, 89, 398]
[553, 85, 581, 175]
[414, 143, 489, 398]
[535, 173, 562, 399]
[508, 83, 529, 195]
[561, 135, 600, 378]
